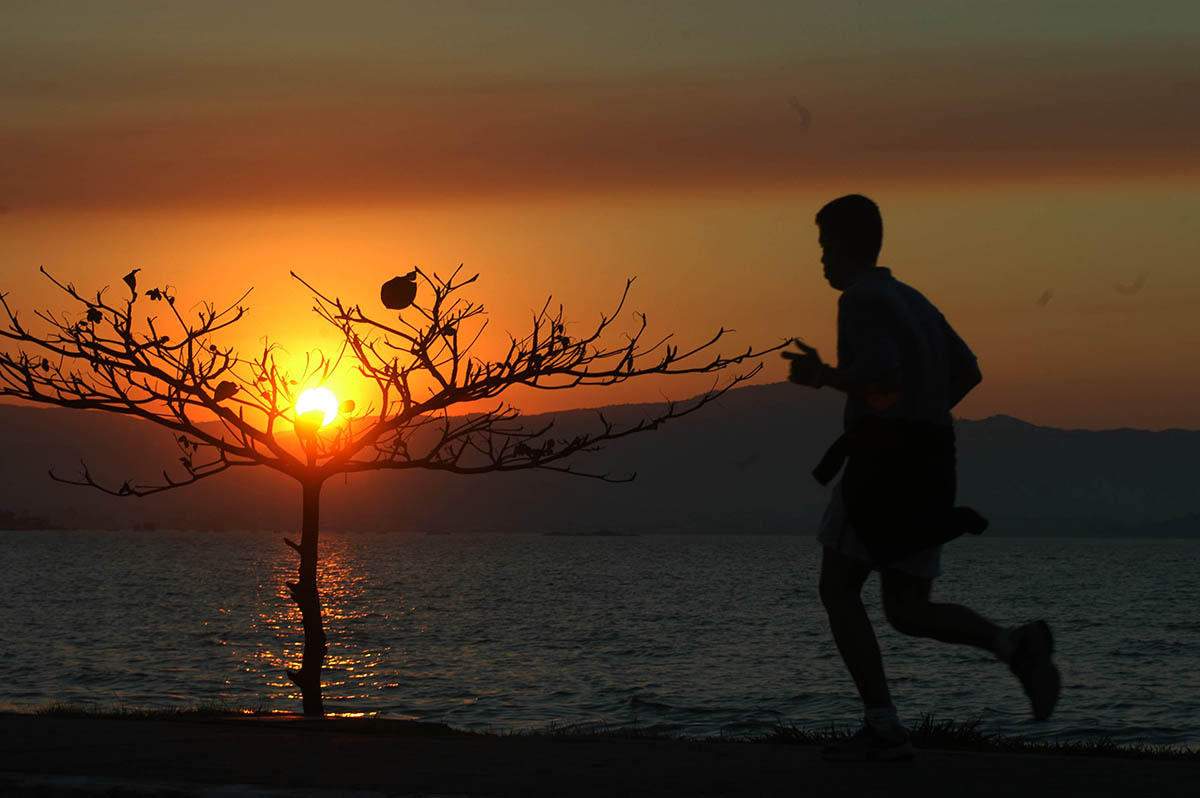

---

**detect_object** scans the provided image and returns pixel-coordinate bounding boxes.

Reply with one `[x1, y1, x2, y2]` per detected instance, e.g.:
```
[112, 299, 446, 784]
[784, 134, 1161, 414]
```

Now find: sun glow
[295, 387, 339, 427]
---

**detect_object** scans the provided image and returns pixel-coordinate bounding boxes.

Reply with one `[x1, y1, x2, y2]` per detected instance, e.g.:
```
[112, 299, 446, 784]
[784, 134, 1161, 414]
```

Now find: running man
[784, 194, 1060, 761]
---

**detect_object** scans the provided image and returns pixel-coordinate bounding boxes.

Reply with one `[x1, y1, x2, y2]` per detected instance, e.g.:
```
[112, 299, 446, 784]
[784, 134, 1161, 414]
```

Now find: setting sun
[295, 387, 338, 427]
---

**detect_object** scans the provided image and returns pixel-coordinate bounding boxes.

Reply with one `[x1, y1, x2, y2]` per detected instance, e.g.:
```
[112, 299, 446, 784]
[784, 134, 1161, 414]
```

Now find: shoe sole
[1023, 620, 1061, 721]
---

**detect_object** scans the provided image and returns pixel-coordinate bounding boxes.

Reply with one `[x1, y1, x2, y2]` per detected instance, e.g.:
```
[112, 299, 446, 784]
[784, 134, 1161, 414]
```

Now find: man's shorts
[816, 480, 942, 579]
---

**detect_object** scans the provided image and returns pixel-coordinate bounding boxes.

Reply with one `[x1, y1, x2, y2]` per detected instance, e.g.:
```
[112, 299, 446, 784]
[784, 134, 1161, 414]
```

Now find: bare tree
[0, 265, 781, 715]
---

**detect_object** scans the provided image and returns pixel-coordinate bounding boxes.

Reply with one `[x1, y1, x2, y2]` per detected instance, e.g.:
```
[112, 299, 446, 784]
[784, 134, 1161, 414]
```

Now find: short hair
[815, 194, 883, 261]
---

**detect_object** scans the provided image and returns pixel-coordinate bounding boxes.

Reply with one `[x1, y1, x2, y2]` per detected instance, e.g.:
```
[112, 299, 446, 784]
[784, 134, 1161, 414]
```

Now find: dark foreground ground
[2, 713, 1197, 797]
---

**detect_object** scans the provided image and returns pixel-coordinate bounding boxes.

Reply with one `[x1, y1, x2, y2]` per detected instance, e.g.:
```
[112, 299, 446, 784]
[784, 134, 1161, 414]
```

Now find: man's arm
[827, 289, 902, 395]
[784, 334, 901, 396]
[785, 290, 902, 393]
[817, 363, 887, 394]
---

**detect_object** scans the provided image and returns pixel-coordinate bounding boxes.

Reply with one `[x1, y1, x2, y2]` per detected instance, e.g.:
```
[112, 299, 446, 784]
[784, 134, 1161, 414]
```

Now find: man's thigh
[880, 566, 933, 612]
[819, 546, 872, 599]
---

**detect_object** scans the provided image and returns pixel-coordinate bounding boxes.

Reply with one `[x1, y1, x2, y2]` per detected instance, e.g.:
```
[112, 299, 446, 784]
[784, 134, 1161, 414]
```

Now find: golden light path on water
[250, 538, 406, 715]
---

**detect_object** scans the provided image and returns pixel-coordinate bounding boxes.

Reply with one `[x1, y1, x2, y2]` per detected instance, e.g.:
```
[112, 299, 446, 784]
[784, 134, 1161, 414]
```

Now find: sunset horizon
[3, 3, 1199, 793]
[3, 2, 1198, 430]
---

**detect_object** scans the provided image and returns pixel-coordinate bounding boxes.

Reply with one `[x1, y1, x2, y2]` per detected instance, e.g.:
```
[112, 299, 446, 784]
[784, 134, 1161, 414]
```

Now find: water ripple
[1, 531, 1197, 746]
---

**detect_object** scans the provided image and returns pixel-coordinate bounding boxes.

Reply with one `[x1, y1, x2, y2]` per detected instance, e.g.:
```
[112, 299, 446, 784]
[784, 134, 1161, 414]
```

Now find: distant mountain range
[0, 382, 1197, 537]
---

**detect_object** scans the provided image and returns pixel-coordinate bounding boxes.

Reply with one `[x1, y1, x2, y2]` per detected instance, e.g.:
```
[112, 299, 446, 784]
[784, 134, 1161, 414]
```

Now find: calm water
[1, 531, 1197, 746]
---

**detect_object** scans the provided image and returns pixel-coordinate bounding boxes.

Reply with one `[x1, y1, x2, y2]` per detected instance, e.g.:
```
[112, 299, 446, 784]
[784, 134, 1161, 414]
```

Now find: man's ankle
[864, 704, 904, 734]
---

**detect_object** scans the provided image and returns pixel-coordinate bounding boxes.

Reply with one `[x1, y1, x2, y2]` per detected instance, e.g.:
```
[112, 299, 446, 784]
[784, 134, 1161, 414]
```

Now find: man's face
[818, 230, 858, 291]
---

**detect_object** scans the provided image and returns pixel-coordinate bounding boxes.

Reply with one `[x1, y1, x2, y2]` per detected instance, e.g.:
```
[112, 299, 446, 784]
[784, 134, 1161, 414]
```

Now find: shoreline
[20, 705, 1200, 758]
[3, 712, 1198, 798]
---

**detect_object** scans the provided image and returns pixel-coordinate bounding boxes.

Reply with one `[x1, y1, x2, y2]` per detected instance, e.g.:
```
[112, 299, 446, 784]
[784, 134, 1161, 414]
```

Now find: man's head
[815, 194, 882, 290]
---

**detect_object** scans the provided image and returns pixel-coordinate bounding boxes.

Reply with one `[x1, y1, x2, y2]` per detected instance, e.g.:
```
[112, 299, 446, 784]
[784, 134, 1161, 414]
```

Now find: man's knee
[883, 598, 926, 636]
[818, 548, 871, 615]
[882, 575, 933, 636]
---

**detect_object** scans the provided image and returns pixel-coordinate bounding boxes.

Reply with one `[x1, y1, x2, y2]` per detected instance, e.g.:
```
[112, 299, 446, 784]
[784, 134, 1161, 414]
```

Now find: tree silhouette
[0, 265, 779, 715]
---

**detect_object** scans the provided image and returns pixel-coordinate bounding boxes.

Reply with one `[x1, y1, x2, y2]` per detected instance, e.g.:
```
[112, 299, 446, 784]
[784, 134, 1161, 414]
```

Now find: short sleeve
[940, 314, 978, 381]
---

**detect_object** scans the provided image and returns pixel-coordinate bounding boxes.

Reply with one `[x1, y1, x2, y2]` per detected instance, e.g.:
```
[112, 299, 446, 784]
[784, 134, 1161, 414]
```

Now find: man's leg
[818, 546, 891, 708]
[818, 547, 915, 761]
[880, 566, 1061, 720]
[879, 567, 1000, 652]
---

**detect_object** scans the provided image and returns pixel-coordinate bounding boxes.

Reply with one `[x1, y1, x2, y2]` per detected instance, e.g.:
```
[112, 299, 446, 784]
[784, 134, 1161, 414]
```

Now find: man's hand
[782, 338, 827, 388]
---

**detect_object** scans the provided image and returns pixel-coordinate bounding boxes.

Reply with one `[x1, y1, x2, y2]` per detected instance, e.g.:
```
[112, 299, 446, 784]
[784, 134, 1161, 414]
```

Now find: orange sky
[2, 2, 1198, 429]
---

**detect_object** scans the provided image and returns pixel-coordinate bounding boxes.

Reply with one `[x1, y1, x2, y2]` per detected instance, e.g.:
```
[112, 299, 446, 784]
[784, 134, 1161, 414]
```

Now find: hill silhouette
[0, 382, 1196, 536]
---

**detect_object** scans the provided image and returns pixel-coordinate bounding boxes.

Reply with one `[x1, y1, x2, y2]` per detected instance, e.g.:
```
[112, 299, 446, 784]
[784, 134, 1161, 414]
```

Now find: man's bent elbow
[949, 367, 982, 408]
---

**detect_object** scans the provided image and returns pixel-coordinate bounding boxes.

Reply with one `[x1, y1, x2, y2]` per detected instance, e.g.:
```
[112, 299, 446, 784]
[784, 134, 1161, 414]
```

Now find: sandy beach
[1, 713, 1196, 797]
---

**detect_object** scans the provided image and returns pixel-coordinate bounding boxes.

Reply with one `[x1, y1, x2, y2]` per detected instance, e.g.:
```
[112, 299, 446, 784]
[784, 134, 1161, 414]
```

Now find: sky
[2, 1, 1198, 429]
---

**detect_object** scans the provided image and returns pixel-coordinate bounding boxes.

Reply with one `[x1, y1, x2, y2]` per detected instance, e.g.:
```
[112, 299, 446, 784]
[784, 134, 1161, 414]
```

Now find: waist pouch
[813, 416, 987, 566]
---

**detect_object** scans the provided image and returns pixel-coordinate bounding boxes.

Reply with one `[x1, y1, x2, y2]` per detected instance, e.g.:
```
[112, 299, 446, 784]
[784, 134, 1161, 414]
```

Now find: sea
[1, 530, 1197, 747]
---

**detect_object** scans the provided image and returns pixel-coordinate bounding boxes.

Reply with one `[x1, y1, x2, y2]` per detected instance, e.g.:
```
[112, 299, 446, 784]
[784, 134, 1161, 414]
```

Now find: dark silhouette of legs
[820, 546, 1006, 713]
[820, 542, 1060, 732]
[819, 547, 892, 709]
[880, 568, 1002, 651]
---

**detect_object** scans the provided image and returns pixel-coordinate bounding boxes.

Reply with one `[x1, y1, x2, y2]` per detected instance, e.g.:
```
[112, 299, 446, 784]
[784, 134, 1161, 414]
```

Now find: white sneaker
[821, 723, 915, 762]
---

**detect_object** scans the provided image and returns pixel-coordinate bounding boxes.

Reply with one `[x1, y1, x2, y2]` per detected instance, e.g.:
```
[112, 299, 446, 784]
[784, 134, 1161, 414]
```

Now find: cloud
[5, 45, 1199, 211]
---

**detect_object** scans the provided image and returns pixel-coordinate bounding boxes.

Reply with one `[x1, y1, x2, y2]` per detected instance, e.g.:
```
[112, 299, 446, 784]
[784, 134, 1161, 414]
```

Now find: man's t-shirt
[836, 266, 977, 431]
[827, 266, 986, 562]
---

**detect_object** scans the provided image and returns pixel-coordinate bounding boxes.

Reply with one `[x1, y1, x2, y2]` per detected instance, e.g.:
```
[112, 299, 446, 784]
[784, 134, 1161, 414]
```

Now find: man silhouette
[784, 194, 1059, 761]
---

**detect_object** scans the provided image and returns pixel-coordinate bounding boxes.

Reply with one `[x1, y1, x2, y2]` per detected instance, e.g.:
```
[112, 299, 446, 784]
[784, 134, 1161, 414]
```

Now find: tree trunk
[286, 478, 327, 716]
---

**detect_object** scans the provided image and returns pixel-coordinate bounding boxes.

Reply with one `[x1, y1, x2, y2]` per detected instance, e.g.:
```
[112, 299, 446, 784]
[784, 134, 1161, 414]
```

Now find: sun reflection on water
[249, 534, 409, 707]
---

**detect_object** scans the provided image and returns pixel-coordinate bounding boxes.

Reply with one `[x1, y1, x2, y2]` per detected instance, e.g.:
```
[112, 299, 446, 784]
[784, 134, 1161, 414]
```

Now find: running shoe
[821, 723, 915, 762]
[1010, 620, 1061, 720]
